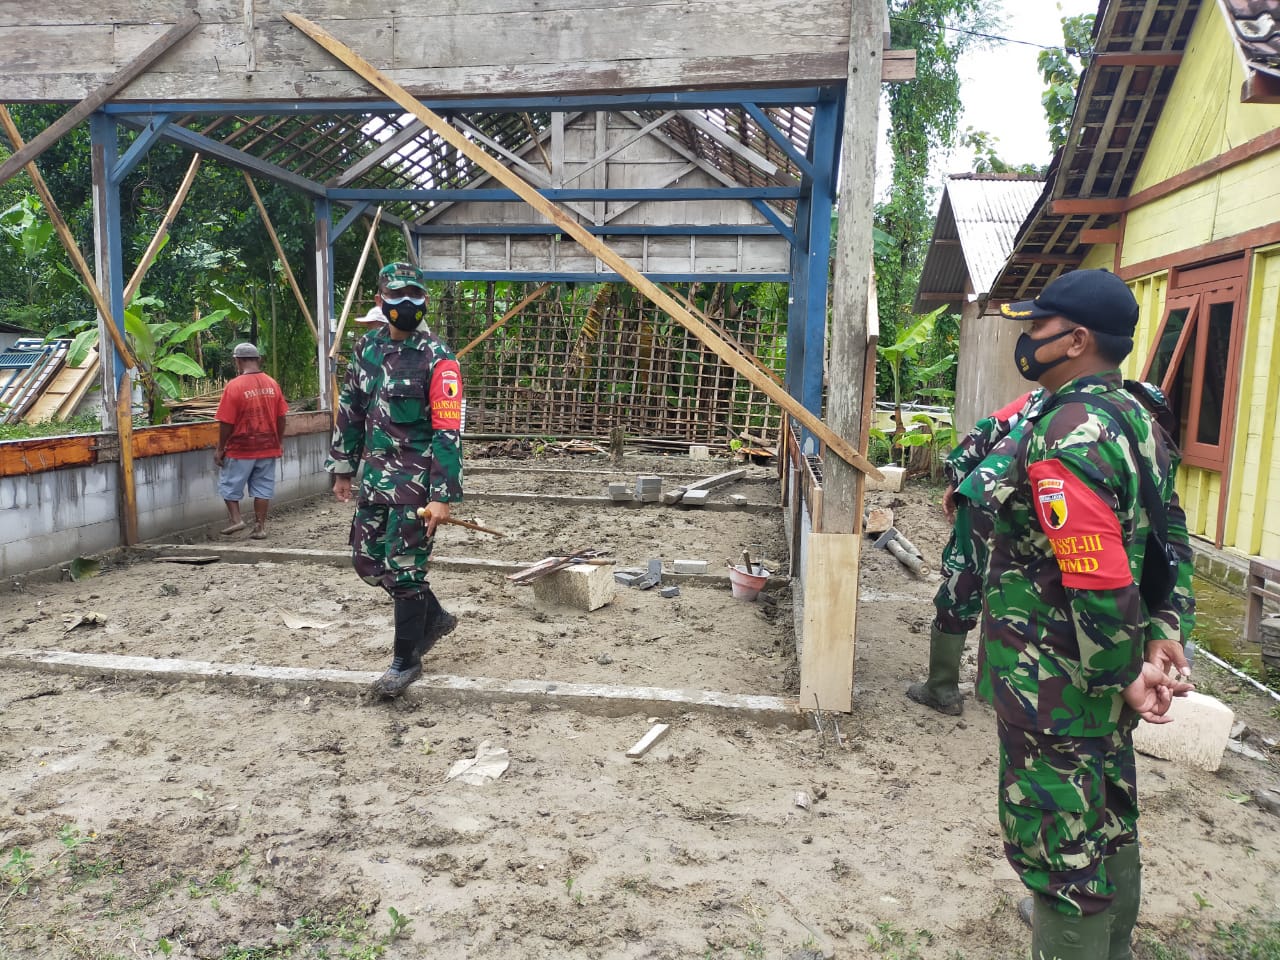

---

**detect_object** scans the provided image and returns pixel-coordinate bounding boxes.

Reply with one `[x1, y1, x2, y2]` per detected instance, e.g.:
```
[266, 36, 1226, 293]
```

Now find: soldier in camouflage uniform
[907, 388, 1045, 715]
[327, 262, 465, 698]
[977, 269, 1194, 960]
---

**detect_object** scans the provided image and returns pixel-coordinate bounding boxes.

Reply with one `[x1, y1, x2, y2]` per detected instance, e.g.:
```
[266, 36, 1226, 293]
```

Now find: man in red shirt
[214, 342, 289, 539]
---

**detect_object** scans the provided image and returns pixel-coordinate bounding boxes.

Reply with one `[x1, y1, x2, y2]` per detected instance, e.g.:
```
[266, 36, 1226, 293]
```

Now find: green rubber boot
[906, 626, 967, 716]
[1031, 895, 1111, 960]
[1106, 844, 1142, 960]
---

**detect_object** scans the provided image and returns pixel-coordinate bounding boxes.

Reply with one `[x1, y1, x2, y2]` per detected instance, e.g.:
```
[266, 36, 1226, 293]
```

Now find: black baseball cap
[999, 269, 1139, 337]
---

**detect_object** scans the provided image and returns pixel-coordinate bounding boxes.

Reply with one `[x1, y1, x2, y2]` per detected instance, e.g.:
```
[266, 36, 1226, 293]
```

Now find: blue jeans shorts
[218, 457, 277, 501]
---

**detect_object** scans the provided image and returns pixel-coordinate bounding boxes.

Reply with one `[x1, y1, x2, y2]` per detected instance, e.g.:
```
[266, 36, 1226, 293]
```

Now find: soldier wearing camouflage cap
[326, 262, 464, 698]
[976, 269, 1195, 959]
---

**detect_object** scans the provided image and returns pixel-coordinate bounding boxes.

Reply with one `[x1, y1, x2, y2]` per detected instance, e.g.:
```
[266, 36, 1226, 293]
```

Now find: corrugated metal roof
[914, 174, 1045, 314]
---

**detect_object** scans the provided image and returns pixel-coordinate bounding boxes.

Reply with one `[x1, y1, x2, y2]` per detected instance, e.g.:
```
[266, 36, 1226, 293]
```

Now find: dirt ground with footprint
[2, 453, 1277, 959]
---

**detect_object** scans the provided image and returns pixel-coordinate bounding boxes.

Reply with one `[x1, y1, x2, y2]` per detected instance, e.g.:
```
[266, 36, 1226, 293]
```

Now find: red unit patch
[1027, 458, 1133, 590]
[429, 359, 464, 430]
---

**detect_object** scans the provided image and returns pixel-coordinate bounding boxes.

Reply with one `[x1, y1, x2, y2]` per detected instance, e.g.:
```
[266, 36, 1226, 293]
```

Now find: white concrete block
[1133, 692, 1234, 772]
[532, 563, 616, 612]
[682, 489, 711, 506]
[689, 445, 711, 460]
[673, 559, 709, 575]
[865, 465, 905, 492]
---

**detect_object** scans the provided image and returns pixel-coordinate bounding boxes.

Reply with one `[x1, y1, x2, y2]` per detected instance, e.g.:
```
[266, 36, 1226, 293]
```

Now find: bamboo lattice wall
[438, 283, 787, 446]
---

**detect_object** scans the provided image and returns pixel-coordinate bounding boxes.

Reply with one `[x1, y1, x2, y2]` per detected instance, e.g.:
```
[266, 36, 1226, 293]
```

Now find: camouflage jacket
[945, 389, 1047, 489]
[325, 326, 464, 505]
[976, 370, 1194, 737]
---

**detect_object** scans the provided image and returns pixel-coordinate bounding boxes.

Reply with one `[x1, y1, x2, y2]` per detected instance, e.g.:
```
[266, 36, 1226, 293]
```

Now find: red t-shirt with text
[216, 372, 289, 459]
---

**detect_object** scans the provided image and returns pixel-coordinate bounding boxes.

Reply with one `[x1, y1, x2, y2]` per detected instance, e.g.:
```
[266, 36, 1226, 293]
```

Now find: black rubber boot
[371, 596, 429, 698]
[1031, 894, 1111, 960]
[1105, 844, 1142, 960]
[415, 589, 458, 661]
[906, 625, 967, 716]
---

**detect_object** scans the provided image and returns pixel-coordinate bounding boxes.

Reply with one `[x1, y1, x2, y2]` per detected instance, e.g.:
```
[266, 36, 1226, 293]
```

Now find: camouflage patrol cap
[999, 269, 1138, 337]
[379, 261, 426, 292]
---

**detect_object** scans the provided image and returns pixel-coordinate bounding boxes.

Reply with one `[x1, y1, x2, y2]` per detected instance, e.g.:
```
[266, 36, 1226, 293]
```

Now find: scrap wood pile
[468, 438, 606, 459]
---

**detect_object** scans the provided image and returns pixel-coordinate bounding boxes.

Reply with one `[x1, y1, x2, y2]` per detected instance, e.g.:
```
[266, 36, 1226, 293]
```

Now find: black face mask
[382, 295, 426, 331]
[1014, 328, 1075, 381]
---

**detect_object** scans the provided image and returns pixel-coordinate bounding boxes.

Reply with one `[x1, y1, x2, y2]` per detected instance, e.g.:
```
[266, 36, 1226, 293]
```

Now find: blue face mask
[382, 293, 426, 330]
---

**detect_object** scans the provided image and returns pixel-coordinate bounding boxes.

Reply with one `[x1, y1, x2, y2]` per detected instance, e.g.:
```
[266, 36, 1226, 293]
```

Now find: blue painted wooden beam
[329, 187, 801, 202]
[111, 116, 172, 186]
[332, 201, 373, 242]
[90, 114, 128, 385]
[749, 201, 797, 248]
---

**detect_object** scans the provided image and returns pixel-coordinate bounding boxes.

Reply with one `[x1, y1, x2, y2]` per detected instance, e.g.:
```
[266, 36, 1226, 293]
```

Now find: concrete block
[647, 558, 663, 579]
[614, 571, 644, 586]
[1133, 692, 1234, 771]
[532, 562, 616, 612]
[607, 483, 631, 501]
[865, 465, 905, 492]
[673, 559, 709, 575]
[729, 494, 748, 507]
[660, 586, 680, 598]
[682, 489, 710, 506]
[689, 445, 711, 460]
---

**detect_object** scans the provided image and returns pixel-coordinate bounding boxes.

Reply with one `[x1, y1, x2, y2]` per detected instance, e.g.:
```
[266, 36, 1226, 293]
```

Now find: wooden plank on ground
[799, 533, 859, 713]
[626, 723, 671, 758]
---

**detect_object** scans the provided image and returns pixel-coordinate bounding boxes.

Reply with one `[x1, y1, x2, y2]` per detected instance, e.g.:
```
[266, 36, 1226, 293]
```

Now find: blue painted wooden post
[89, 112, 128, 396]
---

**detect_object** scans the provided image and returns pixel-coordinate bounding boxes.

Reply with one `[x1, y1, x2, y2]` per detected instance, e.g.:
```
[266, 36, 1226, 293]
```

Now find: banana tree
[48, 296, 232, 423]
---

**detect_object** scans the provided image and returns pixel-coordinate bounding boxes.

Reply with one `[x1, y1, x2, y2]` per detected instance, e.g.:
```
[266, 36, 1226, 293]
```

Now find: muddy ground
[1, 452, 1278, 959]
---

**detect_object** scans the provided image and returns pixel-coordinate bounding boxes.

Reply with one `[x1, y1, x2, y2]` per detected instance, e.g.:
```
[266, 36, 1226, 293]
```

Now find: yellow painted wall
[1120, 250, 1280, 558]
[1224, 245, 1280, 558]
[1120, 4, 1280, 270]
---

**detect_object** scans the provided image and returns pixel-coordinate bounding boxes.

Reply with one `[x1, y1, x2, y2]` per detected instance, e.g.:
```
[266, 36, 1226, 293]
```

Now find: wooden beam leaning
[283, 12, 881, 480]
[0, 107, 137, 371]
[0, 12, 200, 188]
[329, 206, 384, 358]
[457, 283, 553, 359]
[125, 153, 202, 304]
[116, 370, 138, 546]
[242, 171, 319, 344]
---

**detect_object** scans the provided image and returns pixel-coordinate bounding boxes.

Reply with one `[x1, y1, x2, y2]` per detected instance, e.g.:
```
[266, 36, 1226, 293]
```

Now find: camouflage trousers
[998, 717, 1139, 917]
[349, 503, 437, 600]
[932, 504, 992, 634]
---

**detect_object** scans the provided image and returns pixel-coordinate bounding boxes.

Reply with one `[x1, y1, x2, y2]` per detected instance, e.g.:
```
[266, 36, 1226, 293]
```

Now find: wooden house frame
[0, 1, 916, 711]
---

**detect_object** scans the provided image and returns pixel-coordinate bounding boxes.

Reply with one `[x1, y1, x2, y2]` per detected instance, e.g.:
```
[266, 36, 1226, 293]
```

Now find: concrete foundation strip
[137, 545, 789, 590]
[0, 649, 804, 728]
[464, 491, 778, 514]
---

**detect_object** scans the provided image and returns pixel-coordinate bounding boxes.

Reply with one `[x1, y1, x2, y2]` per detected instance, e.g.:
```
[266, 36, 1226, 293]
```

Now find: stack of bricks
[634, 476, 663, 502]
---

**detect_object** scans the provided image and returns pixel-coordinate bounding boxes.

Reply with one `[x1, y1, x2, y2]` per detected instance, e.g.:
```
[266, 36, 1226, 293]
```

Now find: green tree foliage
[875, 0, 997, 407]
[960, 127, 1045, 176]
[1038, 12, 1096, 152]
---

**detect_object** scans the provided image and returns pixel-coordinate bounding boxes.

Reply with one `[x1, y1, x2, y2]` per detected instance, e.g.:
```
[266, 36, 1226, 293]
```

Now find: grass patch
[0, 413, 103, 441]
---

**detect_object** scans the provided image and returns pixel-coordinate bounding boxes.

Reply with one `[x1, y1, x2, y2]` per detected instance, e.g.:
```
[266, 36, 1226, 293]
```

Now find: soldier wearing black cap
[972, 270, 1196, 959]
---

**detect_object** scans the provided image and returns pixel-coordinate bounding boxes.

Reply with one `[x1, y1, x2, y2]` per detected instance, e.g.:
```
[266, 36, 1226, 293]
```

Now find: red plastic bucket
[728, 564, 768, 601]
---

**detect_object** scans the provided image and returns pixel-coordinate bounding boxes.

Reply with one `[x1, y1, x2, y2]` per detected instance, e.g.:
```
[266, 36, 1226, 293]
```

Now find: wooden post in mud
[799, 0, 886, 714]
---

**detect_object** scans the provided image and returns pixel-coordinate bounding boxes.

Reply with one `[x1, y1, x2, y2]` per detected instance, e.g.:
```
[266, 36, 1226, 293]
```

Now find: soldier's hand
[942, 484, 958, 524]
[1146, 638, 1190, 680]
[418, 501, 450, 537]
[333, 475, 353, 503]
[1123, 661, 1193, 724]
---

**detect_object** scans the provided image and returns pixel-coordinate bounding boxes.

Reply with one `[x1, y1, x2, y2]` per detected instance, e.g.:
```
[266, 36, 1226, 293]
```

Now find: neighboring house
[0, 320, 35, 353]
[988, 0, 1280, 559]
[914, 173, 1044, 434]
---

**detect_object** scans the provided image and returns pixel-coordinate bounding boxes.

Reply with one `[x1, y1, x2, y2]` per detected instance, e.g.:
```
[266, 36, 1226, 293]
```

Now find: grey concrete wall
[1, 431, 331, 578]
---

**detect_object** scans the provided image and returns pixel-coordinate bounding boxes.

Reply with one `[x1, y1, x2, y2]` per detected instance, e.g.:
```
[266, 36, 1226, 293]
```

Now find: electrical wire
[889, 14, 1088, 54]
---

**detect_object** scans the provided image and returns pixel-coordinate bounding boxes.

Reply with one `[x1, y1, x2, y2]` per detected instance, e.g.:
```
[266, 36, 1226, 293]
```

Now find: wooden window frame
[1141, 258, 1246, 472]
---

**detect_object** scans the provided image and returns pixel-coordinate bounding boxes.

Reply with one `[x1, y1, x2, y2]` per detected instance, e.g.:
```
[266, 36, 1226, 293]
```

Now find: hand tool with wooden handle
[414, 509, 507, 537]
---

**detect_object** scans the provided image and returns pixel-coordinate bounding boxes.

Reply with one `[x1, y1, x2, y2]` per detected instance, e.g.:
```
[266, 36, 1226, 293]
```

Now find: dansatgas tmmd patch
[1026, 458, 1133, 589]
[1036, 476, 1068, 530]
